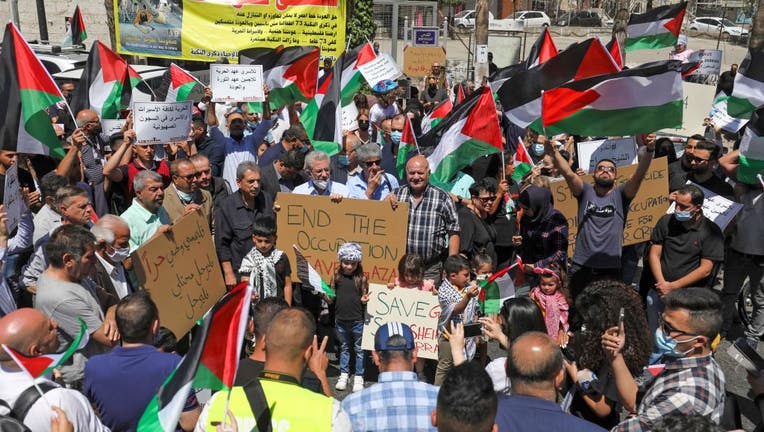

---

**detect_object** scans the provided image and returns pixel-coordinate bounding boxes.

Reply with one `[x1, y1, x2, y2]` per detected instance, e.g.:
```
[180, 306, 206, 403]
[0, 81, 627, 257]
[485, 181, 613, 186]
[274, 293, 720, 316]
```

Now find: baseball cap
[373, 79, 399, 94]
[375, 322, 415, 351]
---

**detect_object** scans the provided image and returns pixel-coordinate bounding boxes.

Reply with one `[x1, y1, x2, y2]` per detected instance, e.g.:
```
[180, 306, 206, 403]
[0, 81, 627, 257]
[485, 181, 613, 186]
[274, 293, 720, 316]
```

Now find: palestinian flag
[526, 27, 558, 68]
[239, 45, 319, 109]
[541, 60, 683, 136]
[421, 86, 503, 186]
[70, 41, 141, 120]
[70, 5, 87, 46]
[737, 109, 764, 184]
[489, 63, 526, 93]
[301, 55, 344, 156]
[512, 137, 533, 181]
[164, 63, 203, 102]
[396, 116, 419, 178]
[340, 43, 376, 106]
[456, 83, 466, 104]
[0, 23, 65, 158]
[498, 38, 620, 131]
[479, 258, 523, 314]
[421, 98, 452, 134]
[727, 49, 764, 117]
[606, 37, 624, 70]
[625, 2, 686, 52]
[1, 318, 88, 378]
[138, 282, 252, 432]
[294, 245, 336, 298]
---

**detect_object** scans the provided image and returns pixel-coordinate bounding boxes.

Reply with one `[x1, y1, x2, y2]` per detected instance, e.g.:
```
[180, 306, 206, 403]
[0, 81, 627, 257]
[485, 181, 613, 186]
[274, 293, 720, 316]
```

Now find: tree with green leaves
[347, 0, 375, 48]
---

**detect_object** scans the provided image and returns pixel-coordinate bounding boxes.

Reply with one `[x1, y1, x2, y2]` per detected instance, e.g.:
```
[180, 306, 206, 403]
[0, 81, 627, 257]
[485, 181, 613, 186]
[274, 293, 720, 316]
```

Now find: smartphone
[728, 338, 764, 373]
[561, 345, 576, 362]
[463, 323, 483, 338]
[618, 307, 625, 334]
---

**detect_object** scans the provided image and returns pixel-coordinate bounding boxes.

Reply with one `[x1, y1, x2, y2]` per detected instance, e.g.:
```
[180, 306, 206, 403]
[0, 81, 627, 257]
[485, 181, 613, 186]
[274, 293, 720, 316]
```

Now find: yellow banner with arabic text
[113, 0, 345, 62]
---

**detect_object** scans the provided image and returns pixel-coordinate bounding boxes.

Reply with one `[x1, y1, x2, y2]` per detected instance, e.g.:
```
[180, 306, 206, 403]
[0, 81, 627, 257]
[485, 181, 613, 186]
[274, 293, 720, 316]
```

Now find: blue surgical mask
[390, 130, 402, 145]
[176, 188, 194, 203]
[300, 145, 309, 154]
[651, 327, 698, 363]
[674, 209, 693, 222]
[247, 121, 258, 129]
[338, 155, 350, 167]
[532, 143, 545, 156]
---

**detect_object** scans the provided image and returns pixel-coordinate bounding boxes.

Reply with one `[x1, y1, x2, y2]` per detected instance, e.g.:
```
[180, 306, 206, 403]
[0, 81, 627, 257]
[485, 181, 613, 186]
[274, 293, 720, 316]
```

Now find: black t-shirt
[484, 177, 520, 246]
[334, 273, 364, 321]
[0, 168, 36, 203]
[668, 160, 734, 199]
[234, 358, 323, 394]
[457, 205, 497, 264]
[569, 367, 620, 428]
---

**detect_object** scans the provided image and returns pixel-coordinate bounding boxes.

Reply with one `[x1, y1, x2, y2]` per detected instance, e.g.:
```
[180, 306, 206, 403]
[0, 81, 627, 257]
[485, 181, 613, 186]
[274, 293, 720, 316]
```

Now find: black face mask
[230, 129, 244, 140]
[358, 121, 369, 130]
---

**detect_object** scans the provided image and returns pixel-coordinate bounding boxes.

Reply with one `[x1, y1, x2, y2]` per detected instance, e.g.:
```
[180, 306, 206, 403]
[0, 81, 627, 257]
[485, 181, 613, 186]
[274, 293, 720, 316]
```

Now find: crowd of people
[0, 53, 762, 432]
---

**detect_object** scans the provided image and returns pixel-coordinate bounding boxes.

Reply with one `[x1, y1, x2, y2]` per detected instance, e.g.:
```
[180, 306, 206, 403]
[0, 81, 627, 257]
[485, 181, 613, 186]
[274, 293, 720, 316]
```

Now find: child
[435, 254, 480, 386]
[529, 263, 570, 346]
[472, 252, 494, 282]
[239, 217, 292, 305]
[387, 254, 436, 292]
[332, 242, 369, 393]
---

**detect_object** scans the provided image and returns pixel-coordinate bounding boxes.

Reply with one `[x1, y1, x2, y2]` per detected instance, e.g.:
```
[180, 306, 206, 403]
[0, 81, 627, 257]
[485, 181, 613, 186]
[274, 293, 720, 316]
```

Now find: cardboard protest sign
[3, 162, 21, 233]
[210, 64, 265, 103]
[553, 157, 670, 256]
[362, 283, 440, 359]
[688, 49, 723, 76]
[666, 181, 743, 230]
[275, 193, 408, 284]
[132, 211, 226, 338]
[357, 53, 402, 86]
[661, 82, 716, 137]
[577, 137, 638, 173]
[133, 101, 192, 145]
[403, 46, 447, 77]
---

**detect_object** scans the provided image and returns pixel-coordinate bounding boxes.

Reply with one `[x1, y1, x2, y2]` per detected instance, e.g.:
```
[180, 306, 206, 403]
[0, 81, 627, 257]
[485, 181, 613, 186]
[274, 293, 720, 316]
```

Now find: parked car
[690, 17, 748, 39]
[511, 10, 551, 27]
[555, 10, 602, 26]
[30, 44, 89, 74]
[453, 10, 524, 31]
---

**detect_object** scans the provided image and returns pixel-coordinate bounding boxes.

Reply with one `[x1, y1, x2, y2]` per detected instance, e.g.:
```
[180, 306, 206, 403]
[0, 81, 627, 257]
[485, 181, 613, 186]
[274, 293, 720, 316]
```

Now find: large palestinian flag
[625, 2, 686, 51]
[0, 23, 65, 158]
[239, 45, 319, 109]
[727, 48, 764, 117]
[70, 5, 87, 46]
[340, 43, 376, 106]
[163, 63, 203, 102]
[737, 109, 764, 185]
[138, 282, 252, 432]
[526, 27, 558, 68]
[541, 60, 683, 136]
[70, 41, 141, 120]
[489, 62, 526, 93]
[498, 38, 620, 131]
[421, 86, 503, 186]
[301, 59, 342, 156]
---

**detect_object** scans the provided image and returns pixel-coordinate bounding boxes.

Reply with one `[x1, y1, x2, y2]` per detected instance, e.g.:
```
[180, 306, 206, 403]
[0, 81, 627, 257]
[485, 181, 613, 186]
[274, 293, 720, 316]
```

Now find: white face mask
[313, 179, 329, 191]
[107, 246, 131, 263]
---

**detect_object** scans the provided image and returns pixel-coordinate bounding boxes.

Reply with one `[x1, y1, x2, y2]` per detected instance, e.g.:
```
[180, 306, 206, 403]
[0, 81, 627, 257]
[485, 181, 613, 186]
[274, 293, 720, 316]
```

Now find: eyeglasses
[364, 159, 382, 167]
[685, 154, 710, 164]
[178, 172, 200, 181]
[659, 315, 696, 337]
[197, 168, 211, 176]
[473, 196, 495, 203]
[391, 128, 403, 133]
[596, 165, 616, 173]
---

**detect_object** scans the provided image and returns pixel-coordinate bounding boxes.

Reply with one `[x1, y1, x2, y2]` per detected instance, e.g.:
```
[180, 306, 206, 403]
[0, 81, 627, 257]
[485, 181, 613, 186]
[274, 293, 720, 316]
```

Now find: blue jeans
[336, 319, 365, 376]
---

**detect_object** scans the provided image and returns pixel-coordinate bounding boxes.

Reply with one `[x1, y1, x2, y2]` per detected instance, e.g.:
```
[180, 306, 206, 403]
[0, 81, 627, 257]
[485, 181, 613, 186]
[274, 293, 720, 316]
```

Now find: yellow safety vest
[204, 380, 333, 432]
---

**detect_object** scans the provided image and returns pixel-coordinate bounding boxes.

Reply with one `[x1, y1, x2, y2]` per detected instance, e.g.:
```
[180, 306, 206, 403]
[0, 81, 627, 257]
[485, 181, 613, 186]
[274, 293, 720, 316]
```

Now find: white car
[511, 11, 551, 27]
[690, 17, 748, 38]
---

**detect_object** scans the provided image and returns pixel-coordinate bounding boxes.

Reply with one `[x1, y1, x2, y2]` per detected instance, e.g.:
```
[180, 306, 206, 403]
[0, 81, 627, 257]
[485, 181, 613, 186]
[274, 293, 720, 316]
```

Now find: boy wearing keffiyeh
[240, 216, 292, 304]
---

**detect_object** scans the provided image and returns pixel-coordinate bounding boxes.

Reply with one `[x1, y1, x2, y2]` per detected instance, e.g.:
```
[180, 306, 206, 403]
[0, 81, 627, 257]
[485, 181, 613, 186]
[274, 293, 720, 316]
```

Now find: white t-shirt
[369, 102, 400, 128]
[0, 364, 110, 431]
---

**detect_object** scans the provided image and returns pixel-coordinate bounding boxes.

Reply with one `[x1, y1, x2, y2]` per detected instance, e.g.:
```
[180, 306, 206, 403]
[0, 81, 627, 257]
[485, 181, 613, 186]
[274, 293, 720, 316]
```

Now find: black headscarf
[518, 185, 553, 225]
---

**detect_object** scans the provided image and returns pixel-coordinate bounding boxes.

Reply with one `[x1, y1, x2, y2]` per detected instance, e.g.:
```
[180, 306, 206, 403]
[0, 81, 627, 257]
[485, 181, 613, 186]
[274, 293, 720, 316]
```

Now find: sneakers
[335, 373, 349, 391]
[352, 375, 364, 392]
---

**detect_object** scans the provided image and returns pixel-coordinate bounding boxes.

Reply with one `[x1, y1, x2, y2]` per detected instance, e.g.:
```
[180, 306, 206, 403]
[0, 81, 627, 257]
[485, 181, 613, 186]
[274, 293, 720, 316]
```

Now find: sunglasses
[685, 154, 710, 164]
[596, 165, 616, 173]
[659, 315, 696, 337]
[473, 196, 495, 203]
[364, 159, 382, 167]
[178, 172, 200, 181]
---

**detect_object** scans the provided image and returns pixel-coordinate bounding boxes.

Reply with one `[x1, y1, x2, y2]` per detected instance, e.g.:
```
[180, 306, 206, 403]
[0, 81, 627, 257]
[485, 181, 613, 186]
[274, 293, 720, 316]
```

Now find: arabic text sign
[403, 46, 447, 77]
[413, 27, 439, 47]
[361, 284, 441, 360]
[577, 137, 638, 173]
[3, 162, 21, 233]
[357, 54, 403, 86]
[134, 101, 193, 145]
[275, 193, 408, 284]
[132, 212, 226, 337]
[210, 64, 265, 103]
[688, 49, 723, 76]
[667, 181, 742, 230]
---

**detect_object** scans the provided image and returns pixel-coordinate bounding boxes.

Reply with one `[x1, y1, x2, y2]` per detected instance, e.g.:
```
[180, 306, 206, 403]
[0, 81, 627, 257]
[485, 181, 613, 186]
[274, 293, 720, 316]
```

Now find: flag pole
[540, 89, 548, 138]
[173, 63, 207, 87]
[364, 36, 378, 57]
[500, 151, 506, 181]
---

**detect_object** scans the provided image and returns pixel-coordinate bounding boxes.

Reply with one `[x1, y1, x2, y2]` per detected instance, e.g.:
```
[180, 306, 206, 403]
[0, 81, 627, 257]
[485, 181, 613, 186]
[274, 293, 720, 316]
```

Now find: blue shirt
[83, 345, 197, 432]
[258, 141, 286, 168]
[495, 394, 606, 432]
[341, 371, 438, 431]
[347, 172, 399, 200]
[292, 179, 349, 197]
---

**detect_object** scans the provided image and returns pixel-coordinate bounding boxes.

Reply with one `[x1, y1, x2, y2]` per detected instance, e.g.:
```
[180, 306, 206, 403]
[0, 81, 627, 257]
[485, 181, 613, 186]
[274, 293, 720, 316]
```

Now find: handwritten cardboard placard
[577, 137, 638, 173]
[403, 46, 446, 77]
[275, 193, 408, 284]
[666, 181, 743, 230]
[361, 283, 440, 360]
[210, 64, 265, 102]
[688, 49, 723, 76]
[357, 53, 402, 86]
[134, 101, 193, 145]
[3, 162, 21, 233]
[132, 211, 226, 338]
[552, 157, 669, 256]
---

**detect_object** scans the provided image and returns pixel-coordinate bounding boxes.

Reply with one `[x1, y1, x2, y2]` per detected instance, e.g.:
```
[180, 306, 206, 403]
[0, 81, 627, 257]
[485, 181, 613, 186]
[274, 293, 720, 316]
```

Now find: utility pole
[750, 0, 764, 51]
[475, 0, 489, 85]
[35, 0, 49, 42]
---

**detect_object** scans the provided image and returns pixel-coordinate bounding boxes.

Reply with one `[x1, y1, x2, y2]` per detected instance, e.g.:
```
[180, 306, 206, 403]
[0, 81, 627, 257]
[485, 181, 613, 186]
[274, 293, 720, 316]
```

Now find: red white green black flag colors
[163, 63, 204, 102]
[625, 2, 686, 52]
[1, 318, 88, 379]
[138, 282, 252, 431]
[479, 257, 524, 314]
[0, 23, 66, 158]
[70, 5, 87, 46]
[239, 45, 319, 109]
[727, 48, 764, 118]
[737, 109, 764, 185]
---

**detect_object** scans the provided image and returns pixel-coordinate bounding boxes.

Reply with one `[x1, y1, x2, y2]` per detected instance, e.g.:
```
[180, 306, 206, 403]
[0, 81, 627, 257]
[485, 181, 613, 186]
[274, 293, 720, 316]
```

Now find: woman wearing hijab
[512, 185, 569, 288]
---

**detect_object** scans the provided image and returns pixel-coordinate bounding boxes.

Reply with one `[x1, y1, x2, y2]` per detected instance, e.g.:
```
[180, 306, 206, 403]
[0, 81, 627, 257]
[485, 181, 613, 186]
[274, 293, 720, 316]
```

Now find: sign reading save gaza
[114, 0, 346, 62]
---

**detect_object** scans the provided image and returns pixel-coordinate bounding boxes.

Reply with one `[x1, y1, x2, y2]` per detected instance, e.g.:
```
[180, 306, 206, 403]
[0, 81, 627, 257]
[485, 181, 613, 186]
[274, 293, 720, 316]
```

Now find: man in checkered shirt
[341, 322, 438, 431]
[603, 287, 725, 431]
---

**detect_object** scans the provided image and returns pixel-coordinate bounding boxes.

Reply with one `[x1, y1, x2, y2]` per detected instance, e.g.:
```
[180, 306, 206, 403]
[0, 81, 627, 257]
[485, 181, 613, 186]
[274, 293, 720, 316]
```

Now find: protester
[239, 217, 292, 304]
[66, 110, 108, 216]
[257, 126, 308, 169]
[102, 127, 171, 199]
[120, 170, 172, 251]
[32, 173, 69, 247]
[668, 136, 733, 198]
[163, 159, 214, 229]
[294, 150, 349, 198]
[369, 80, 401, 128]
[90, 215, 132, 308]
[457, 180, 497, 263]
[0, 205, 32, 316]
[485, 151, 520, 269]
[432, 362, 497, 432]
[347, 143, 399, 200]
[189, 154, 230, 207]
[669, 35, 694, 63]
[420, 76, 448, 113]
[529, 263, 571, 345]
[189, 116, 225, 177]
[330, 134, 363, 185]
[716, 63, 738, 96]
[259, 148, 306, 202]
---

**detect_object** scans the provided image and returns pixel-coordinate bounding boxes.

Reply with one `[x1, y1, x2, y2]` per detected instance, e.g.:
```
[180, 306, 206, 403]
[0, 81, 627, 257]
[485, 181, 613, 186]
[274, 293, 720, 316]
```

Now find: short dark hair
[398, 254, 424, 281]
[676, 184, 705, 206]
[443, 254, 470, 276]
[595, 158, 617, 169]
[468, 179, 496, 197]
[663, 287, 722, 340]
[507, 331, 563, 386]
[278, 148, 305, 170]
[436, 362, 497, 432]
[252, 297, 289, 340]
[40, 172, 69, 201]
[252, 216, 277, 238]
[170, 158, 194, 178]
[377, 335, 414, 363]
[116, 291, 159, 344]
[191, 116, 207, 131]
[281, 126, 307, 143]
[153, 327, 178, 352]
[45, 225, 95, 268]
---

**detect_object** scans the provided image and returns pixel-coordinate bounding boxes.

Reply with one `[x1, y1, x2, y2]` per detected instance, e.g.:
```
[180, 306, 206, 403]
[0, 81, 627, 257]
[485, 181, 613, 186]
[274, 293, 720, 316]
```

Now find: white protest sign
[342, 103, 359, 131]
[101, 119, 126, 136]
[362, 284, 440, 360]
[688, 49, 723, 76]
[210, 64, 265, 103]
[661, 82, 717, 137]
[709, 98, 747, 133]
[666, 181, 743, 230]
[577, 137, 638, 173]
[134, 101, 193, 145]
[357, 53, 402, 86]
[3, 162, 21, 233]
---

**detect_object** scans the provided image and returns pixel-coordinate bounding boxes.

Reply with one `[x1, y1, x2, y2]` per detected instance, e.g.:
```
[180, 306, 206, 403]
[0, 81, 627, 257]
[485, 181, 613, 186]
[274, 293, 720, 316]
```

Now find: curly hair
[571, 280, 651, 376]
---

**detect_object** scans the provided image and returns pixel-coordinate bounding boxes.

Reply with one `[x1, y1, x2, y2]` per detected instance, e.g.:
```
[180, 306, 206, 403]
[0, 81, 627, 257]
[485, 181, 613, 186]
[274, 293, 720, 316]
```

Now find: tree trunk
[104, 0, 116, 49]
[750, 0, 764, 51]
[612, 0, 629, 65]
[475, 0, 489, 84]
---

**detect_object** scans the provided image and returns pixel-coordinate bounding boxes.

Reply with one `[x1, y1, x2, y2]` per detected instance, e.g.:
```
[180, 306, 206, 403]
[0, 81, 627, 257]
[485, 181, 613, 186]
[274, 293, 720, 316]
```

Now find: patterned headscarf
[338, 242, 363, 262]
